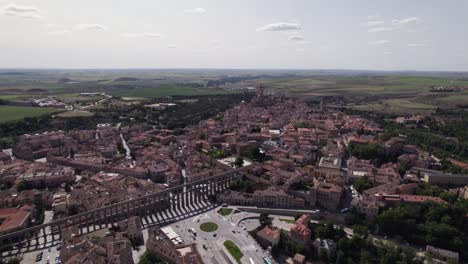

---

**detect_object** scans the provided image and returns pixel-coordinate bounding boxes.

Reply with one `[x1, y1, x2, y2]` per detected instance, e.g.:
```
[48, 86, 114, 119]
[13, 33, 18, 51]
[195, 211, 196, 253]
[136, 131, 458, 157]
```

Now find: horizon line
[0, 67, 468, 73]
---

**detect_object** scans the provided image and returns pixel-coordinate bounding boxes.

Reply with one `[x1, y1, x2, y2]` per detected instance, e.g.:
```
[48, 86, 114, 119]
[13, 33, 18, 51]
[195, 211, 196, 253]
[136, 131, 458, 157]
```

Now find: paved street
[20, 211, 61, 264]
[170, 207, 271, 264]
[12, 203, 427, 264]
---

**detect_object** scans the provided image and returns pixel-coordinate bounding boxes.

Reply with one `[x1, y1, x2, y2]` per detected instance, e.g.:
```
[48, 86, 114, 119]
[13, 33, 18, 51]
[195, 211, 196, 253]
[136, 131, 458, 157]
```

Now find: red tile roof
[0, 205, 33, 233]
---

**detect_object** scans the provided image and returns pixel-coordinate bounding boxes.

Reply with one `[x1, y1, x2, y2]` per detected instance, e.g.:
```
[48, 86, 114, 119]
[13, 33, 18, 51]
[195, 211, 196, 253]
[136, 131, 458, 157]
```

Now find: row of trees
[229, 176, 256, 193]
[353, 176, 374, 193]
[376, 200, 468, 256]
[271, 218, 422, 264]
[347, 142, 384, 161]
[147, 93, 254, 130]
[138, 251, 165, 264]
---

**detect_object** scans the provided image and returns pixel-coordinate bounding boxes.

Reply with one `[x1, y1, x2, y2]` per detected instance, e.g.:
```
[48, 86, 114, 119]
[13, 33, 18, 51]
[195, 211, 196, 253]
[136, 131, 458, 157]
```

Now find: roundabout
[200, 222, 218, 232]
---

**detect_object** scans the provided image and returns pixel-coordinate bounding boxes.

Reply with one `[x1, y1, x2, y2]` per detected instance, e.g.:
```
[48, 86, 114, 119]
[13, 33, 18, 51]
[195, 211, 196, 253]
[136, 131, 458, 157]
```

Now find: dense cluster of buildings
[0, 113, 232, 251]
[0, 88, 467, 263]
[146, 227, 204, 264]
[254, 213, 336, 264]
[59, 217, 143, 264]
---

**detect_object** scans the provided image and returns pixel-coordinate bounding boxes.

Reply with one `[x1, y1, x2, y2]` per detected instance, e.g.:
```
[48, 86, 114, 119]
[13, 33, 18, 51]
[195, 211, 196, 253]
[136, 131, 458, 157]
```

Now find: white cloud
[210, 40, 222, 49]
[193, 49, 208, 55]
[257, 22, 301, 32]
[365, 16, 420, 34]
[184, 8, 206, 14]
[408, 43, 428, 47]
[45, 24, 72, 35]
[47, 29, 71, 35]
[365, 20, 385, 27]
[122, 33, 162, 38]
[75, 24, 108, 31]
[369, 40, 389, 45]
[3, 3, 41, 18]
[288, 35, 305, 41]
[392, 17, 420, 26]
[368, 27, 394, 33]
[367, 15, 381, 20]
[143, 33, 161, 38]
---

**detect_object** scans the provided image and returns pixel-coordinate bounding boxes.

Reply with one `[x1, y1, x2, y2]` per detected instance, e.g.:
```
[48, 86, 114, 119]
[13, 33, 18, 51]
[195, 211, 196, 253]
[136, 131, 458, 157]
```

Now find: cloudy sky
[1, 0, 467, 71]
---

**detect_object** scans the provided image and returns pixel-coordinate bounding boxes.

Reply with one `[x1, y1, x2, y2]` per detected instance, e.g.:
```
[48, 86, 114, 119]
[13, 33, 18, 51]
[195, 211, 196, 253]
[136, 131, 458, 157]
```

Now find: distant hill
[114, 77, 138, 82]
[57, 78, 74, 83]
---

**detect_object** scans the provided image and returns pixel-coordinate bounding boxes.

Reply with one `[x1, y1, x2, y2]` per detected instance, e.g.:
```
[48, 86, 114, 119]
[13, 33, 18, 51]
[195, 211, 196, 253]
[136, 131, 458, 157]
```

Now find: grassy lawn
[223, 240, 243, 263]
[200, 222, 218, 232]
[279, 218, 296, 224]
[0, 106, 61, 123]
[217, 208, 233, 216]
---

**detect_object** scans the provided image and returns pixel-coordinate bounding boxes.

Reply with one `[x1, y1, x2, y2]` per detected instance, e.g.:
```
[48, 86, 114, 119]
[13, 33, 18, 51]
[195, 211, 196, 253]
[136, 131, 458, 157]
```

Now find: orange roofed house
[290, 214, 312, 244]
[0, 204, 34, 235]
[256, 226, 280, 248]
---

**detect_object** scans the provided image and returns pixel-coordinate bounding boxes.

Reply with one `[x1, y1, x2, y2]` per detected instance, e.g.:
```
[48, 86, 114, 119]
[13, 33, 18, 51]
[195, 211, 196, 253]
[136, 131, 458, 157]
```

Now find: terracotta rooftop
[0, 205, 33, 233]
[257, 226, 280, 240]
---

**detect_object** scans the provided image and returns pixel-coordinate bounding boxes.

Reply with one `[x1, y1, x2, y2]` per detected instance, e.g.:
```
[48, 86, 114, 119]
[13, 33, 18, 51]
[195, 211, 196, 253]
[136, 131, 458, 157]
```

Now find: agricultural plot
[0, 106, 61, 123]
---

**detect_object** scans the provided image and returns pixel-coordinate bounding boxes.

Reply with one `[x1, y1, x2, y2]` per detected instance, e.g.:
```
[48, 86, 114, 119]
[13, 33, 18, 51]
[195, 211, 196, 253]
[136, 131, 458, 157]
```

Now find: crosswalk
[1, 189, 216, 258]
[139, 196, 215, 228]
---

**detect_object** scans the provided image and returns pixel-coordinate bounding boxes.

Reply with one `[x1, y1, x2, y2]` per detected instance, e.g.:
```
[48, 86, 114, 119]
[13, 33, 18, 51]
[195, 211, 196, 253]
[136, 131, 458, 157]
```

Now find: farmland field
[1, 70, 467, 114]
[351, 100, 436, 114]
[109, 85, 239, 98]
[0, 106, 61, 123]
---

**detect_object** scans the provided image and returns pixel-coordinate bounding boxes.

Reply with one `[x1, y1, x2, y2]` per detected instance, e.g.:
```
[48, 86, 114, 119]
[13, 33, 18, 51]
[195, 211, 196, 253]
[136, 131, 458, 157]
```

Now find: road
[170, 207, 271, 264]
[20, 211, 61, 264]
[77, 93, 112, 110]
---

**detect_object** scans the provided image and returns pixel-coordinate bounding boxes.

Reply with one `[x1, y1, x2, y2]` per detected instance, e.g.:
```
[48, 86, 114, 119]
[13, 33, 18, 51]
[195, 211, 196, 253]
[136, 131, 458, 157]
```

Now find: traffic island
[200, 222, 218, 232]
[223, 240, 244, 264]
[217, 208, 233, 216]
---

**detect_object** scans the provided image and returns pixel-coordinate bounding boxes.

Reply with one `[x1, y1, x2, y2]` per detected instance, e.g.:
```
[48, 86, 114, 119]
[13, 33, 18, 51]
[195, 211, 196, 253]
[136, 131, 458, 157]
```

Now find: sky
[1, 0, 467, 71]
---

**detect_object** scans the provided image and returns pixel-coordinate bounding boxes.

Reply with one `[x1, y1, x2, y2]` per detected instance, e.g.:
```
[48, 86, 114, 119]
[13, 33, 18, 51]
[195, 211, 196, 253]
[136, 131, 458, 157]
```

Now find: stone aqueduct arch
[0, 166, 251, 253]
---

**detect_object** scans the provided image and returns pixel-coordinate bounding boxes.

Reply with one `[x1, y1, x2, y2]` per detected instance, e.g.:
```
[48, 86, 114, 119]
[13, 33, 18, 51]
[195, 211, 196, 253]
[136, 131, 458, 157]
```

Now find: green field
[0, 106, 61, 123]
[1, 70, 467, 115]
[200, 222, 218, 232]
[217, 208, 233, 216]
[109, 85, 239, 98]
[223, 240, 243, 263]
[252, 76, 468, 96]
